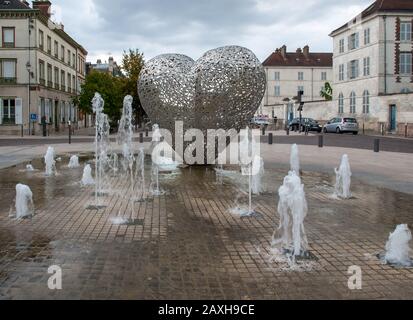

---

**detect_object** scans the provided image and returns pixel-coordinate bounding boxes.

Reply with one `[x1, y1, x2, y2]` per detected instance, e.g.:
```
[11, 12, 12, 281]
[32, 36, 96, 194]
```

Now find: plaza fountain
[44, 146, 56, 176]
[89, 93, 110, 209]
[149, 124, 165, 196]
[230, 127, 261, 217]
[383, 224, 412, 267]
[290, 144, 300, 175]
[15, 184, 34, 219]
[68, 155, 80, 169]
[135, 147, 146, 201]
[272, 171, 309, 260]
[334, 154, 352, 199]
[251, 155, 265, 195]
[117, 95, 135, 172]
[81, 164, 95, 186]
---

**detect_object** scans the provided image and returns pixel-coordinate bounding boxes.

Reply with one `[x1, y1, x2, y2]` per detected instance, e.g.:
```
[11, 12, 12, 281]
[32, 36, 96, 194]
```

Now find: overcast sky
[50, 0, 373, 64]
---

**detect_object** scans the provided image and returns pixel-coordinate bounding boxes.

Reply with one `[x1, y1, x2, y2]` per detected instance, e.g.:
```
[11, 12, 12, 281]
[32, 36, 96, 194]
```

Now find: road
[0, 133, 412, 153]
[260, 133, 413, 153]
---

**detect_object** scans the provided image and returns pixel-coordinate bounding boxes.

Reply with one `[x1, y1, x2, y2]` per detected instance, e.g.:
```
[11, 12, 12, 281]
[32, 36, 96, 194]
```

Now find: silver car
[323, 117, 359, 135]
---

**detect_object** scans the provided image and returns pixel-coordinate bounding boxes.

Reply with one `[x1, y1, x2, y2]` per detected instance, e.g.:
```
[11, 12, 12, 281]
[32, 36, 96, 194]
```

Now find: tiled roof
[330, 0, 413, 36]
[0, 0, 30, 10]
[262, 48, 333, 68]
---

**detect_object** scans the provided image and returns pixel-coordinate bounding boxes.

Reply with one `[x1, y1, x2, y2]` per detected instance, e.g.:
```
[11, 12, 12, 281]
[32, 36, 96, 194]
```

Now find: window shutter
[15, 98, 23, 125]
[0, 98, 3, 125]
[356, 60, 359, 78]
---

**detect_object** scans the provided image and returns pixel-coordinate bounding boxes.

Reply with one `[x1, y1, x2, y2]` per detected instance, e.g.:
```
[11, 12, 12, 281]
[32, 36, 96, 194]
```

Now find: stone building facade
[329, 0, 413, 134]
[0, 0, 88, 135]
[259, 45, 333, 127]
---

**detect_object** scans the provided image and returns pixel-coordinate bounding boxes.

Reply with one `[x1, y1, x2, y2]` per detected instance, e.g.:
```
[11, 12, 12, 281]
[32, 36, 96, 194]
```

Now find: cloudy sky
[51, 0, 373, 64]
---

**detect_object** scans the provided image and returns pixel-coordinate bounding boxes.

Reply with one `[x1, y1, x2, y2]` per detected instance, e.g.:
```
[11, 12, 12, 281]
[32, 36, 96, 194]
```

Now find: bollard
[374, 139, 380, 153]
[268, 133, 273, 145]
[286, 127, 290, 136]
[145, 129, 148, 137]
[405, 124, 408, 138]
[68, 121, 72, 144]
[262, 126, 266, 136]
[21, 124, 24, 137]
[318, 135, 323, 148]
[139, 133, 144, 143]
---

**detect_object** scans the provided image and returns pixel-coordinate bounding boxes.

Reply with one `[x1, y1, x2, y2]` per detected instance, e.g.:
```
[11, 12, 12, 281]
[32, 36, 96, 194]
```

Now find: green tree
[121, 49, 146, 125]
[320, 82, 333, 101]
[75, 71, 124, 127]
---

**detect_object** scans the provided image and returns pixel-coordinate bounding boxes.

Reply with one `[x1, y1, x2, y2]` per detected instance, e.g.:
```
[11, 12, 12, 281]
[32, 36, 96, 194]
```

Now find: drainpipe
[383, 16, 387, 95]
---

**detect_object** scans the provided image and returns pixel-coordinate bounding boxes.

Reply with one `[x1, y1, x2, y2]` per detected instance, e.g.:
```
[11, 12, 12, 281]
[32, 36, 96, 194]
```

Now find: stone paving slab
[0, 156, 412, 299]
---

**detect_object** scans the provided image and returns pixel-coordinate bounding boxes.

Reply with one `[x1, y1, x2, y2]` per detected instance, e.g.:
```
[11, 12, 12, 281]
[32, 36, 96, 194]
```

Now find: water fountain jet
[15, 184, 34, 219]
[334, 154, 352, 199]
[44, 146, 56, 176]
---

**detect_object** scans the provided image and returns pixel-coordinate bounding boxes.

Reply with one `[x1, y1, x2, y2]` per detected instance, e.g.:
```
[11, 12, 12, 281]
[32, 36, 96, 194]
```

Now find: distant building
[0, 0, 88, 135]
[86, 57, 123, 77]
[330, 0, 413, 133]
[260, 45, 333, 125]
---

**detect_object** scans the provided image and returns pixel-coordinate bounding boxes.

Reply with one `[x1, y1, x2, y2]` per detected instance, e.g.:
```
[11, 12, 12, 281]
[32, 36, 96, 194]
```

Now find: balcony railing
[54, 83, 60, 90]
[39, 78, 45, 86]
[0, 77, 17, 84]
[48, 81, 53, 88]
[67, 86, 72, 93]
[3, 42, 15, 48]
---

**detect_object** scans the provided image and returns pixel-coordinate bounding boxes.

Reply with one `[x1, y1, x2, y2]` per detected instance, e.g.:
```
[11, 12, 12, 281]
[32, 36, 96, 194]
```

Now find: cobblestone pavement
[0, 156, 412, 300]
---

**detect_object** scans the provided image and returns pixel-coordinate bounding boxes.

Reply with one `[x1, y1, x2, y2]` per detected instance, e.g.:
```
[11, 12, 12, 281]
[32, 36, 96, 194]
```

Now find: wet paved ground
[0, 156, 413, 300]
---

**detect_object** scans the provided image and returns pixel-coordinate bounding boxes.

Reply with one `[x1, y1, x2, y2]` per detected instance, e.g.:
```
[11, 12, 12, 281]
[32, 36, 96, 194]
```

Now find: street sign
[30, 113, 37, 121]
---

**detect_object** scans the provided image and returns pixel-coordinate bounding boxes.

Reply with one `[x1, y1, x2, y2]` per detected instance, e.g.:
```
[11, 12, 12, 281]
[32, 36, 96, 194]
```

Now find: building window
[349, 60, 359, 79]
[339, 39, 345, 53]
[39, 29, 44, 50]
[401, 22, 412, 41]
[54, 67, 59, 89]
[61, 45, 65, 61]
[72, 75, 76, 93]
[54, 41, 58, 58]
[47, 36, 51, 54]
[339, 64, 345, 81]
[67, 73, 71, 92]
[363, 57, 370, 76]
[298, 72, 304, 81]
[0, 59, 16, 83]
[61, 70, 66, 91]
[274, 71, 280, 81]
[47, 64, 52, 87]
[338, 93, 344, 114]
[274, 86, 281, 97]
[67, 49, 71, 65]
[364, 28, 370, 45]
[400, 53, 412, 74]
[1, 98, 17, 124]
[321, 72, 327, 81]
[349, 92, 356, 114]
[72, 53, 76, 68]
[2, 27, 15, 47]
[39, 60, 45, 85]
[348, 33, 359, 50]
[362, 90, 370, 114]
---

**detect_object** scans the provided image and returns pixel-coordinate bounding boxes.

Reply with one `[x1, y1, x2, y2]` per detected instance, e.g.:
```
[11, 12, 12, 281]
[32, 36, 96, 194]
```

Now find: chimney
[32, 1, 52, 19]
[97, 59, 102, 64]
[296, 48, 302, 54]
[280, 45, 287, 60]
[303, 45, 310, 59]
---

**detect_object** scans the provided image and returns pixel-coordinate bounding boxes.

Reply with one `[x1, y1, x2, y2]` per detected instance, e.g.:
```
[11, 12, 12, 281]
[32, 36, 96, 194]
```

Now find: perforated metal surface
[138, 46, 266, 162]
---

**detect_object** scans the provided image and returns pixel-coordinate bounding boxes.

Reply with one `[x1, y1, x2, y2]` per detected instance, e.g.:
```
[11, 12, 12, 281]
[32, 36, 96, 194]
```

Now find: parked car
[288, 118, 322, 133]
[323, 117, 359, 135]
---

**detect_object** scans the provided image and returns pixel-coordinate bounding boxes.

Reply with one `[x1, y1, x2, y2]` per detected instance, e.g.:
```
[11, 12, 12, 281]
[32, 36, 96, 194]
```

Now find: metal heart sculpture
[138, 45, 266, 163]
